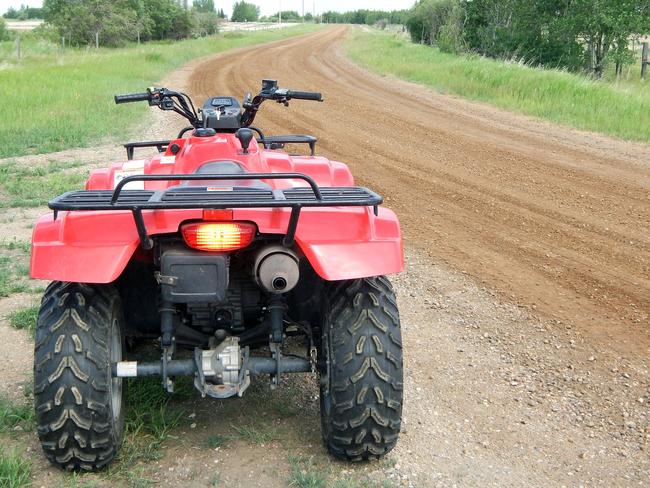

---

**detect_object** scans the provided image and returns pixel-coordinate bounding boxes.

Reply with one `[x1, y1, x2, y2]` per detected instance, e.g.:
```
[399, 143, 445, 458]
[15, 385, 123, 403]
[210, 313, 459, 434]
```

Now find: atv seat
[259, 135, 317, 156]
[183, 161, 271, 190]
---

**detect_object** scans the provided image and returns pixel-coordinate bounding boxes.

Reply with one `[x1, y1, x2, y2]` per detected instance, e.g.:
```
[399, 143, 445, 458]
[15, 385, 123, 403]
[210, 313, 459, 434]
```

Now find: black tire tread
[34, 282, 123, 471]
[321, 276, 403, 461]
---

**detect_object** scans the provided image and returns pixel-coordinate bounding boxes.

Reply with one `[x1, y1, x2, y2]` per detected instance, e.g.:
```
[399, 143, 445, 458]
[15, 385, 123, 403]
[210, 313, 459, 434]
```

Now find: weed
[270, 395, 299, 418]
[206, 434, 230, 449]
[0, 239, 31, 254]
[288, 456, 328, 488]
[0, 395, 34, 433]
[230, 423, 279, 444]
[0, 447, 32, 488]
[105, 377, 193, 483]
[8, 306, 39, 337]
[0, 238, 32, 297]
[62, 471, 99, 488]
[208, 472, 221, 486]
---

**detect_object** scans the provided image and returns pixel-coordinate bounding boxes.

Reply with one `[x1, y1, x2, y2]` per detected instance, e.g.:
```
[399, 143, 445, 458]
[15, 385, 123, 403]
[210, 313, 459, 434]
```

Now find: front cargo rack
[49, 173, 382, 249]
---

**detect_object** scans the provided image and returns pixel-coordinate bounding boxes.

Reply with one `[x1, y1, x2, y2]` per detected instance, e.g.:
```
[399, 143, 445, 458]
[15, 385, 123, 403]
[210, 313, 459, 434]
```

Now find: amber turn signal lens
[181, 222, 256, 252]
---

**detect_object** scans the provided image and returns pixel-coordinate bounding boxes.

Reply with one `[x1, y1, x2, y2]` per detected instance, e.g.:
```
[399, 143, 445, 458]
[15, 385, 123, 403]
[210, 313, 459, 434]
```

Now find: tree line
[321, 9, 409, 26]
[31, 0, 226, 47]
[405, 0, 650, 78]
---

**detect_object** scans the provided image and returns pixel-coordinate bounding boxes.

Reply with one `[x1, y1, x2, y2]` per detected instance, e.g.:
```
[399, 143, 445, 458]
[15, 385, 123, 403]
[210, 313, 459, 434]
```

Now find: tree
[231, 1, 259, 22]
[43, 0, 193, 45]
[43, 0, 139, 46]
[193, 0, 215, 13]
[4, 4, 44, 19]
[567, 0, 650, 77]
[217, 8, 227, 19]
[406, 0, 465, 52]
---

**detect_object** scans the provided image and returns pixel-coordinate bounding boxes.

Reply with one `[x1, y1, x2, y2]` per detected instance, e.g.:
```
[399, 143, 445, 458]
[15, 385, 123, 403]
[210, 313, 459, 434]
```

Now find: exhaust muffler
[253, 245, 300, 293]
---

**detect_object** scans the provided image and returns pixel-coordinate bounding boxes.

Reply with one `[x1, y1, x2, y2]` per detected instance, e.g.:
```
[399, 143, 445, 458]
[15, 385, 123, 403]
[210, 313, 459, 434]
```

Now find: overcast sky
[0, 0, 415, 17]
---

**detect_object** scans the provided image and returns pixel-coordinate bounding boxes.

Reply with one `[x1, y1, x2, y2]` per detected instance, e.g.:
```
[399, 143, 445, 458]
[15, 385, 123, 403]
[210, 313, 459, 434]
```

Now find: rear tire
[319, 276, 403, 461]
[34, 282, 125, 471]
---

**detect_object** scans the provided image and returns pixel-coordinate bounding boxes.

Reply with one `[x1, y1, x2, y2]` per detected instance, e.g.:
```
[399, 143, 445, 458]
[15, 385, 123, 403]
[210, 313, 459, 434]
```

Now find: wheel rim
[110, 317, 123, 420]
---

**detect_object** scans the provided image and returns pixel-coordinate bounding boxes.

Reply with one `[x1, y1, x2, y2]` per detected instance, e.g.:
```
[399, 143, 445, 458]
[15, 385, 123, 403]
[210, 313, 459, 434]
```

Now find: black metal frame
[259, 135, 317, 156]
[123, 140, 171, 160]
[49, 173, 382, 250]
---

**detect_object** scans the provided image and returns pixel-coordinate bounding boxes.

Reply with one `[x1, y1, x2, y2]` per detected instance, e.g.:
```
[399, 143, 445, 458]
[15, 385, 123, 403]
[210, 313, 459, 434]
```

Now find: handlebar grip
[286, 90, 323, 102]
[114, 92, 150, 104]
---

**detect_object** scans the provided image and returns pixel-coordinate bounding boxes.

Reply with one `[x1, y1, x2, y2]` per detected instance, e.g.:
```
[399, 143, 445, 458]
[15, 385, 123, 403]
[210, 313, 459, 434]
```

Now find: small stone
[190, 422, 197, 429]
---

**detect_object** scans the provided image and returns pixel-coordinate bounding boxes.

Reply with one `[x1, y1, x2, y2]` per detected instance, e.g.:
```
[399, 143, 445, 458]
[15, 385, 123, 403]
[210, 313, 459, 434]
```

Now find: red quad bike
[30, 80, 404, 470]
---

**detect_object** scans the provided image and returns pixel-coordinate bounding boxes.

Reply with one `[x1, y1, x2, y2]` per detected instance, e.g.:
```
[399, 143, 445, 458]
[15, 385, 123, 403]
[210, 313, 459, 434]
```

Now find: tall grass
[0, 25, 318, 158]
[346, 29, 650, 143]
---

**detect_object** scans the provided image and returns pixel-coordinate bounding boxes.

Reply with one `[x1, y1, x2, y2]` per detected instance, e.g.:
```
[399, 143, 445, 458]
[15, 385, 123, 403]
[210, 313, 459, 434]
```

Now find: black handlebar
[114, 92, 150, 104]
[286, 90, 323, 102]
[114, 81, 322, 129]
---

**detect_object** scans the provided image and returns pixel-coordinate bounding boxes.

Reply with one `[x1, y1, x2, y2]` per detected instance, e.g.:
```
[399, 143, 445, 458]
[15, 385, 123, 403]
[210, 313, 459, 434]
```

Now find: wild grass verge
[345, 29, 650, 143]
[0, 25, 319, 158]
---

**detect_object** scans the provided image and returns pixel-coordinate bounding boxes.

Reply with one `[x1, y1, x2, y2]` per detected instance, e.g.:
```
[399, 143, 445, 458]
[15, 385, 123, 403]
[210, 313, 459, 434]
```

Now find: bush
[231, 1, 260, 22]
[0, 18, 8, 42]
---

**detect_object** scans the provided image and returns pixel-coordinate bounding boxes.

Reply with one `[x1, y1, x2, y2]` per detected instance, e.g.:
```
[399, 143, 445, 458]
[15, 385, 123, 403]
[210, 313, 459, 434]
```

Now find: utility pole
[278, 0, 281, 24]
[302, 0, 304, 18]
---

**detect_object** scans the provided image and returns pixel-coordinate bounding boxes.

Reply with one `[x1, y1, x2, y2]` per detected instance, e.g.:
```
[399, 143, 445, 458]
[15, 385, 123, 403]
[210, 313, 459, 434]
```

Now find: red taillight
[181, 222, 256, 252]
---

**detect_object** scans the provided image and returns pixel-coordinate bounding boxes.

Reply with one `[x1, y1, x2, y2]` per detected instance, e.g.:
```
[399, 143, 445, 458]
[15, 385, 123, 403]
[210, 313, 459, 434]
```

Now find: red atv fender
[31, 137, 403, 283]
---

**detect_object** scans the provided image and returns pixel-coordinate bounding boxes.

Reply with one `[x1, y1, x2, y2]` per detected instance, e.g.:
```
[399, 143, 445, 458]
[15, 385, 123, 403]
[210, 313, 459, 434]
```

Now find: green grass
[287, 456, 398, 488]
[0, 160, 87, 208]
[288, 456, 328, 488]
[0, 25, 319, 158]
[8, 306, 38, 337]
[0, 395, 34, 433]
[346, 29, 650, 143]
[0, 447, 32, 488]
[103, 377, 194, 485]
[0, 238, 32, 297]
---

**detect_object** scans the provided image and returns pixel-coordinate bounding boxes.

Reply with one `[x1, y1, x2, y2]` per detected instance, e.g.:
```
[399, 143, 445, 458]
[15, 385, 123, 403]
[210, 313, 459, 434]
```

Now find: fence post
[137, 30, 141, 45]
[95, 31, 99, 49]
[15, 36, 21, 60]
[642, 42, 648, 80]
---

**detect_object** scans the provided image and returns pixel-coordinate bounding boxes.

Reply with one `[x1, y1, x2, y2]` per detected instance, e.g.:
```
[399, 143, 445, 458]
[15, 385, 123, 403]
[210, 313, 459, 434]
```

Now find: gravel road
[0, 25, 647, 487]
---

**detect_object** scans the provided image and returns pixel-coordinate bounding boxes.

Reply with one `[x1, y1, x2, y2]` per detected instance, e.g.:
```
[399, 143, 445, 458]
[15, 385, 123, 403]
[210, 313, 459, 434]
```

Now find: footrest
[260, 135, 317, 156]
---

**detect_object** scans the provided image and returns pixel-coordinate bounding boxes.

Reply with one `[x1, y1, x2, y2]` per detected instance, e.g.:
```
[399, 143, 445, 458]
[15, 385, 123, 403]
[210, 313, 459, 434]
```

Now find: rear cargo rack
[49, 173, 382, 249]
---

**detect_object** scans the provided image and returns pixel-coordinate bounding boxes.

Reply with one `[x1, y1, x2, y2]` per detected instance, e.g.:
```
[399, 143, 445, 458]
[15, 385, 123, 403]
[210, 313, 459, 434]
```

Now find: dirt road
[188, 26, 650, 351]
[1, 26, 648, 487]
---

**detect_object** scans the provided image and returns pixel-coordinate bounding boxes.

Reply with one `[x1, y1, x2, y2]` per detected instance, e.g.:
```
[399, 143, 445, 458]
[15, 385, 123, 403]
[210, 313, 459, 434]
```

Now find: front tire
[319, 276, 403, 461]
[34, 282, 125, 471]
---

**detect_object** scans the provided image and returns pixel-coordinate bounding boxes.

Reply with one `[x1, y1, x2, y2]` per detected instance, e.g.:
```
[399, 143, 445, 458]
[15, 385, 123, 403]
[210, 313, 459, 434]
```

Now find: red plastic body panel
[31, 133, 403, 283]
